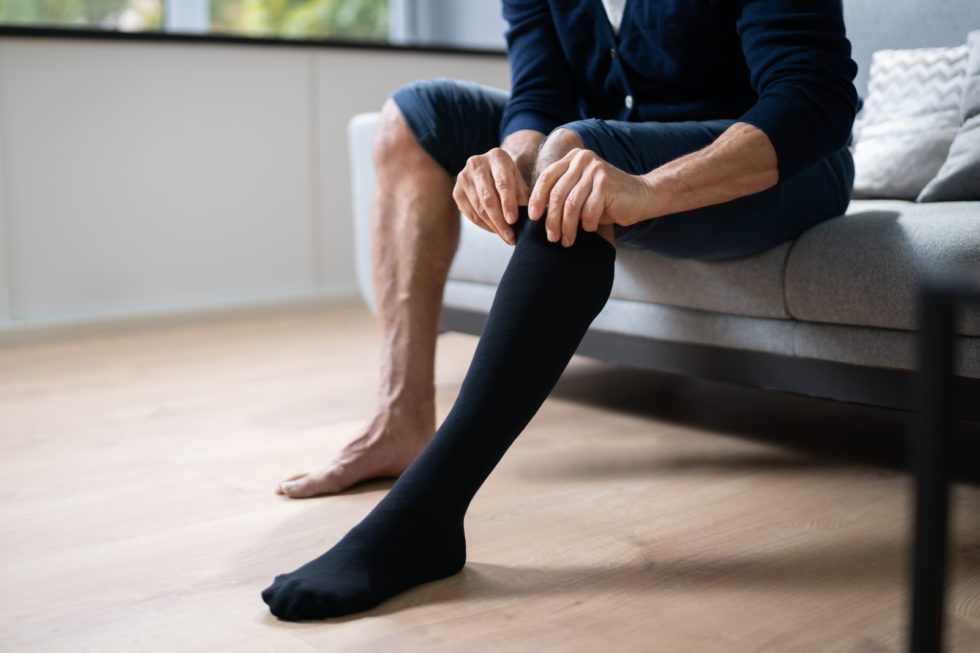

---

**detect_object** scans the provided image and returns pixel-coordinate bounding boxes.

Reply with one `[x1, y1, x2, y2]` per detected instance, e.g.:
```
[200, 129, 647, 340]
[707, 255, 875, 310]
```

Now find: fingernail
[562, 237, 570, 247]
[506, 213, 515, 224]
[547, 229, 556, 242]
[280, 482, 295, 492]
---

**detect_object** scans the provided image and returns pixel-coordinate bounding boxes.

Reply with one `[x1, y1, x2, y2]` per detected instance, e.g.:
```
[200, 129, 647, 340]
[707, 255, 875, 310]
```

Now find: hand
[452, 148, 531, 246]
[528, 148, 658, 247]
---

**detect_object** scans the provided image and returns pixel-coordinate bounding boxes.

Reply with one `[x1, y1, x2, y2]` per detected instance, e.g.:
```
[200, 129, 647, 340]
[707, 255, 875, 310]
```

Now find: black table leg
[909, 284, 956, 653]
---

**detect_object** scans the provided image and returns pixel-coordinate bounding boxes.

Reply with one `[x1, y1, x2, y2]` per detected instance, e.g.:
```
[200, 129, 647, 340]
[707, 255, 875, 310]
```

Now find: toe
[289, 587, 332, 621]
[261, 584, 276, 606]
[276, 583, 330, 622]
[267, 578, 303, 620]
[261, 573, 293, 606]
[276, 472, 308, 495]
[280, 467, 347, 499]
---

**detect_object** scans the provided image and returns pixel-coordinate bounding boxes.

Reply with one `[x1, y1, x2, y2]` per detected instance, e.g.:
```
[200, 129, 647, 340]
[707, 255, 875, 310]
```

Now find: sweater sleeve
[499, 0, 580, 141]
[734, 0, 859, 181]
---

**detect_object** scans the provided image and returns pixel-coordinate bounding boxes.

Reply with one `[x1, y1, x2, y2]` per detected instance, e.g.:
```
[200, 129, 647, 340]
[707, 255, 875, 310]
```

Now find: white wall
[0, 37, 509, 330]
[0, 97, 10, 324]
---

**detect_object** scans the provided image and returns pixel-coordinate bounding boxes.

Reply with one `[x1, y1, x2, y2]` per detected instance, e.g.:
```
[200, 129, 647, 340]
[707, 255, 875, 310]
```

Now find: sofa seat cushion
[448, 218, 793, 320]
[784, 199, 980, 335]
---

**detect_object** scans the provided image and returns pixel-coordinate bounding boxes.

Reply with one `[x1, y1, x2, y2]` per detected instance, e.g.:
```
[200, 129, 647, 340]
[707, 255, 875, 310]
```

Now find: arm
[631, 0, 858, 214]
[499, 0, 580, 141]
[454, 1, 572, 244]
[640, 121, 778, 218]
[528, 122, 778, 243]
[529, 0, 859, 245]
[734, 0, 859, 182]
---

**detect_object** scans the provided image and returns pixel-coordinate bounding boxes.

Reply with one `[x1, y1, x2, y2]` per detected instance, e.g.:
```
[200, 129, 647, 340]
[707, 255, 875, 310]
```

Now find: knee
[372, 97, 425, 171]
[538, 126, 585, 161]
[533, 123, 597, 181]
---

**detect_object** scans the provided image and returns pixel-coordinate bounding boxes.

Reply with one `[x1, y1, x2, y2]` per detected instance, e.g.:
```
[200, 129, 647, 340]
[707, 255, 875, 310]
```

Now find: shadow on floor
[269, 532, 919, 623]
[548, 360, 980, 484]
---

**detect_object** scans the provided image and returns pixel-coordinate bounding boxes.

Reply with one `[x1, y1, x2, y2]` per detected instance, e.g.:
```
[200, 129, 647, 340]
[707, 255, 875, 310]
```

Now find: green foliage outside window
[0, 0, 388, 41]
[0, 0, 163, 29]
[211, 0, 387, 40]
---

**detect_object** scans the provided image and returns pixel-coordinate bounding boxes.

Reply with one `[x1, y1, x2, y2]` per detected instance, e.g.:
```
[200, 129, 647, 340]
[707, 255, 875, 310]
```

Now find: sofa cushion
[447, 218, 793, 320]
[784, 199, 980, 335]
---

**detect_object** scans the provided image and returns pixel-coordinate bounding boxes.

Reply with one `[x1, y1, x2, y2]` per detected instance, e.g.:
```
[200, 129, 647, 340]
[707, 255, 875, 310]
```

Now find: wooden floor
[2, 300, 979, 652]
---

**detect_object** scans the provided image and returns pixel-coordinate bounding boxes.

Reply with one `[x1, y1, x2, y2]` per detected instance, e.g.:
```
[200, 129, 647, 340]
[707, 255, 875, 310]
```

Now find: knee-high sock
[262, 207, 616, 620]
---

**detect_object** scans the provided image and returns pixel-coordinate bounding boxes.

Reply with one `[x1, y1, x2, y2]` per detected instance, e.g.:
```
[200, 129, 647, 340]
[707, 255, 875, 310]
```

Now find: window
[0, 0, 506, 49]
[210, 0, 387, 41]
[0, 1, 165, 31]
[0, 0, 389, 42]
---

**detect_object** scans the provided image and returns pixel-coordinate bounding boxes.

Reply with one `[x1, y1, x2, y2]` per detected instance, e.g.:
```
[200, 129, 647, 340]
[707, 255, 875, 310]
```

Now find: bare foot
[276, 408, 434, 498]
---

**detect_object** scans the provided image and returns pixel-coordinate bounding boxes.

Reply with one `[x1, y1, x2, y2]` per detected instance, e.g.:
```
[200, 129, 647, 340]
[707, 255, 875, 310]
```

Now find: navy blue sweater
[500, 0, 859, 182]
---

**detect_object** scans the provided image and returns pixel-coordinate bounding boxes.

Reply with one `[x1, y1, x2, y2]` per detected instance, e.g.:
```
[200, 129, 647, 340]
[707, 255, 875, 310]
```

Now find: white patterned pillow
[851, 44, 969, 199]
[918, 29, 980, 201]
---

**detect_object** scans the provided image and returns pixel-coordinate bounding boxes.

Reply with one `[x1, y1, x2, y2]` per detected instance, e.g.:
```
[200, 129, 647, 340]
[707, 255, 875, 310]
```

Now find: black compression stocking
[261, 208, 616, 620]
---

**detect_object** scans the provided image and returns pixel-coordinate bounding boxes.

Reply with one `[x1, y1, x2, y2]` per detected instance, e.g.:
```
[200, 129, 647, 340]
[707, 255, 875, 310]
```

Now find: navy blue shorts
[391, 78, 854, 262]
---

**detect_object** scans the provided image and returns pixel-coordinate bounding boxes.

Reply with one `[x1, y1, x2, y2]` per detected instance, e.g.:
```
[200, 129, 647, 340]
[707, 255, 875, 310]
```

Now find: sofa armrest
[347, 112, 381, 315]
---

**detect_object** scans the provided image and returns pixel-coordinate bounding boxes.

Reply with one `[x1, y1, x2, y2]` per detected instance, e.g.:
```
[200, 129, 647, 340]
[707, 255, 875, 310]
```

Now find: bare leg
[277, 99, 460, 498]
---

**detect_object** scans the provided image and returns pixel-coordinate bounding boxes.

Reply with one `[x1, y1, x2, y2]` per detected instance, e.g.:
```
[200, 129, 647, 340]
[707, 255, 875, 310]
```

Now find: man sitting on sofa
[262, 0, 861, 622]
[275, 0, 859, 501]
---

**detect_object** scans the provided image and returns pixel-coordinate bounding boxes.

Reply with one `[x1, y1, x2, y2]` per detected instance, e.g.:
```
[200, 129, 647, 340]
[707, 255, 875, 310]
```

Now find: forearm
[642, 121, 779, 218]
[501, 129, 546, 187]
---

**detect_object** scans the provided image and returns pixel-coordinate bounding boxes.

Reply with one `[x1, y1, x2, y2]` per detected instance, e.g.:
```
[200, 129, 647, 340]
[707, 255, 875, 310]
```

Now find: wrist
[639, 169, 684, 220]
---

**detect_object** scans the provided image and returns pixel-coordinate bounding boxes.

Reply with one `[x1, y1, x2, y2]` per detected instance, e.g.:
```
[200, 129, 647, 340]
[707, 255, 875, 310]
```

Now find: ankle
[378, 395, 435, 423]
[365, 402, 435, 443]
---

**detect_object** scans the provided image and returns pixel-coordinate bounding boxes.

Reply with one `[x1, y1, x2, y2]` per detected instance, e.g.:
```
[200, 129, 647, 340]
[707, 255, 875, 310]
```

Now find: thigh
[390, 78, 509, 176]
[561, 117, 855, 261]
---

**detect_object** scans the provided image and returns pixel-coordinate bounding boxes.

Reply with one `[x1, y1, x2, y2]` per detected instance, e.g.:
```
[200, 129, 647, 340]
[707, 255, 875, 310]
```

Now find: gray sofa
[348, 0, 980, 418]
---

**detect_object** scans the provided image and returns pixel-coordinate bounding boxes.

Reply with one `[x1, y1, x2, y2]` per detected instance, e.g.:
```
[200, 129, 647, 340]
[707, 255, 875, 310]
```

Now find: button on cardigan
[500, 0, 860, 182]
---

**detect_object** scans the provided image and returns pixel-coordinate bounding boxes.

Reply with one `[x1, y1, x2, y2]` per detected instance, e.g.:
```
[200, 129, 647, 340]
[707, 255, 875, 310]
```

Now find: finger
[488, 151, 520, 225]
[472, 163, 516, 245]
[581, 174, 607, 232]
[546, 151, 589, 243]
[462, 196, 495, 233]
[529, 157, 570, 221]
[562, 173, 594, 247]
[454, 178, 494, 234]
